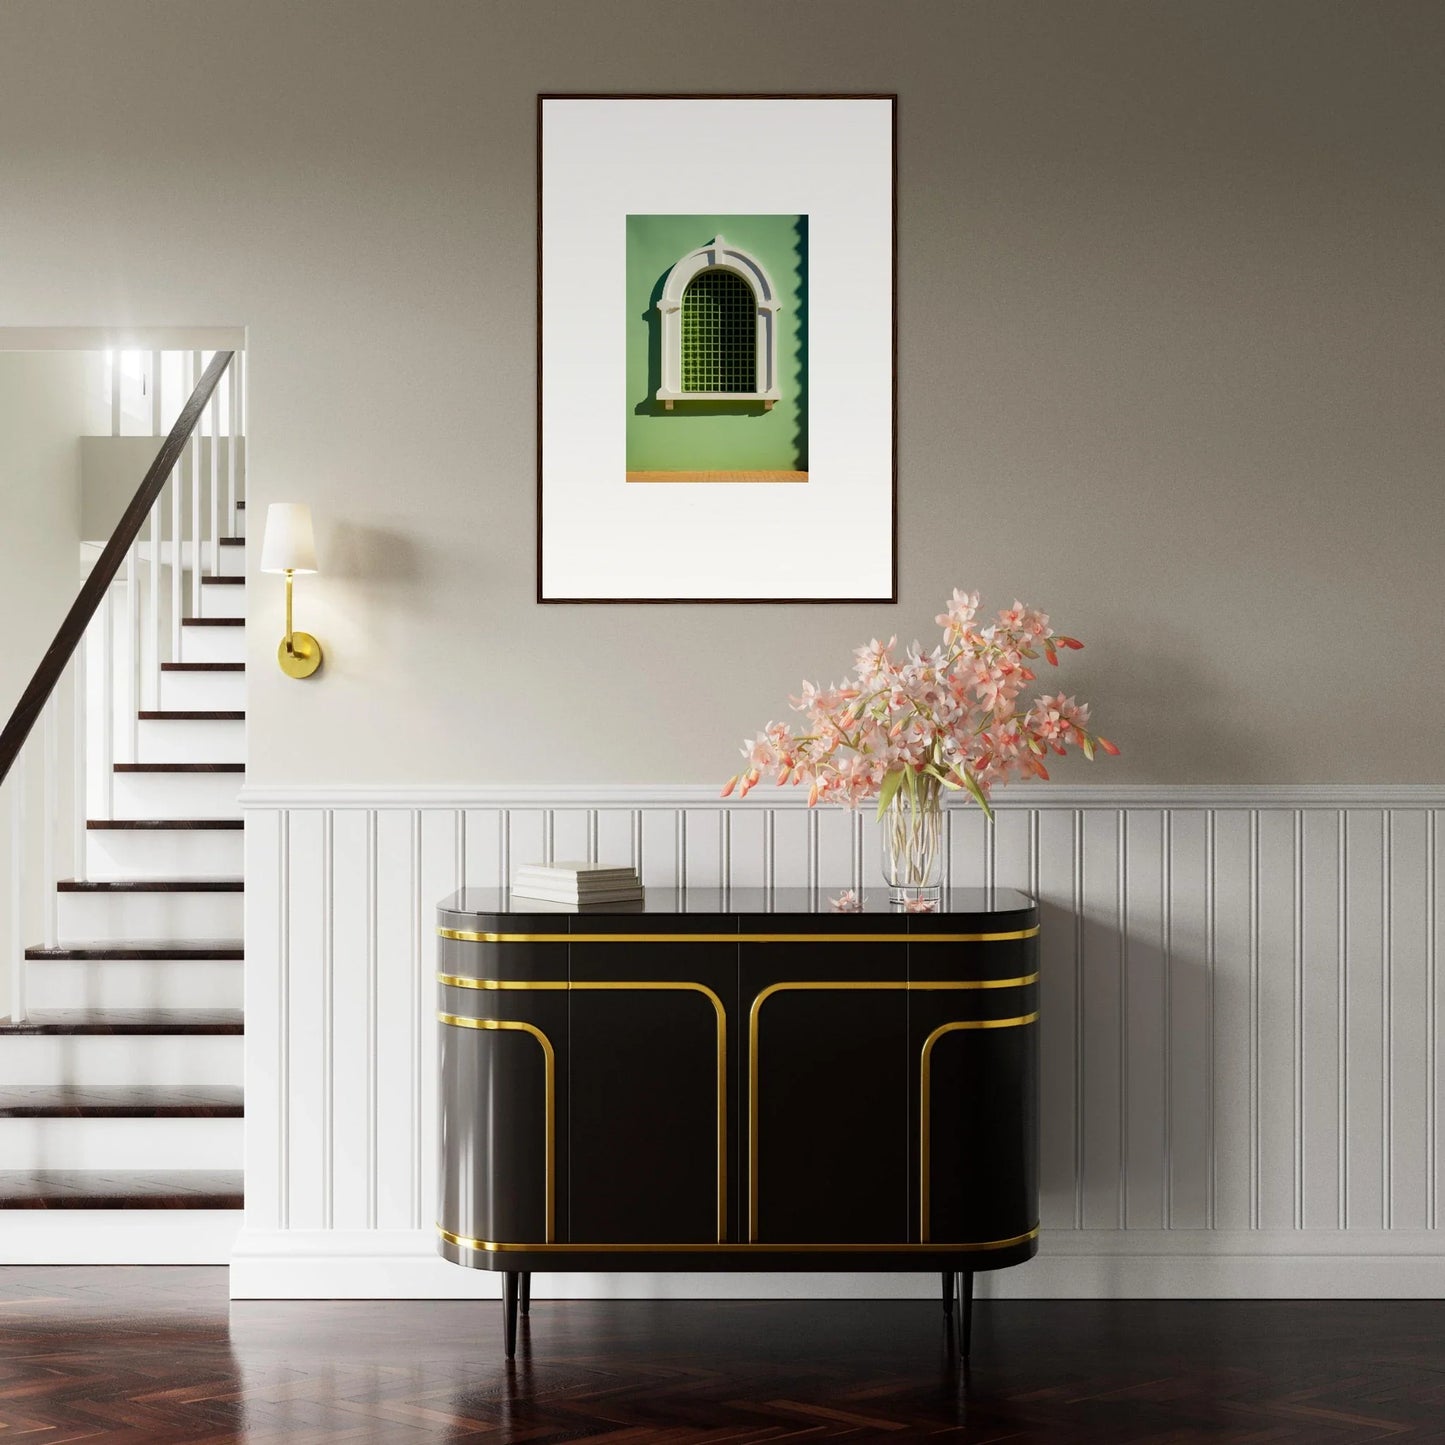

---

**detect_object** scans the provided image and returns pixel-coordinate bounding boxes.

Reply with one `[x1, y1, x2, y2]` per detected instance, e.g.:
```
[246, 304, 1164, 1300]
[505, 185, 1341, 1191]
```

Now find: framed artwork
[538, 94, 897, 603]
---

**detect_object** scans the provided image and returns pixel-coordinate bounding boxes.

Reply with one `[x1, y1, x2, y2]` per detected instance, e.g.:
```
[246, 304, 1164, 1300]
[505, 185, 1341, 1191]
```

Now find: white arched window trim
[655, 235, 782, 409]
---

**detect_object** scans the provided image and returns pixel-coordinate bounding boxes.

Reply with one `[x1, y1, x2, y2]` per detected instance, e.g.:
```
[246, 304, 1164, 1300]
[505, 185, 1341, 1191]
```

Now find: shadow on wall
[635, 267, 768, 419]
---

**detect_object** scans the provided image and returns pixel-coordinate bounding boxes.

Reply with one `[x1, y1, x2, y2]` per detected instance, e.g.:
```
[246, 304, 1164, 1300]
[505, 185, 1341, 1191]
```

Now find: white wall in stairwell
[233, 784, 1445, 1300]
[0, 351, 88, 1007]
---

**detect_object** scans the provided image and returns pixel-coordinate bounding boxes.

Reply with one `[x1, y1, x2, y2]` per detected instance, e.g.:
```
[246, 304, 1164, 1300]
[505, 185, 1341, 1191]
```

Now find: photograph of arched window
[627, 216, 808, 484]
[539, 94, 894, 602]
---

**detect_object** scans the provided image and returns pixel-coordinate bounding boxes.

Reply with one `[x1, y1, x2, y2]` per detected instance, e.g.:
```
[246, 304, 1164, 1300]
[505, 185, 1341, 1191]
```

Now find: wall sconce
[260, 502, 323, 679]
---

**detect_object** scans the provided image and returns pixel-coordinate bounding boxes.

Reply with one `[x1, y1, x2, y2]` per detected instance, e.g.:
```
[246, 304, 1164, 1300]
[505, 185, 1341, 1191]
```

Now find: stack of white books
[511, 861, 644, 906]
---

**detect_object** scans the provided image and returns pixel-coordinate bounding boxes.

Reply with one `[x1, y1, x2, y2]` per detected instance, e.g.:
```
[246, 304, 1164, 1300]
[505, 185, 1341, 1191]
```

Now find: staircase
[0, 351, 245, 1261]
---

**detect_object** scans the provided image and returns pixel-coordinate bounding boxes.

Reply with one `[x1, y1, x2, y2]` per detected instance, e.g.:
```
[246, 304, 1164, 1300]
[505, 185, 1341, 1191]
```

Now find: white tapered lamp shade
[260, 503, 319, 574]
[261, 503, 323, 678]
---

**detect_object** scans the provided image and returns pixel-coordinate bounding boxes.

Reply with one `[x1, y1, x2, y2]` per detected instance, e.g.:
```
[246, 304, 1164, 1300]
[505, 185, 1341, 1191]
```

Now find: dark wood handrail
[0, 350, 235, 788]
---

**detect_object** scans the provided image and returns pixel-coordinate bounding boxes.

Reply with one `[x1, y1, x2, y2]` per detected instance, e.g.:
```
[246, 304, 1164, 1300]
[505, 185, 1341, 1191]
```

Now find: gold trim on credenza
[746, 980, 1039, 1242]
[438, 926, 1040, 945]
[437, 1223, 1041, 1254]
[437, 978, 728, 1243]
[435, 1012, 556, 1242]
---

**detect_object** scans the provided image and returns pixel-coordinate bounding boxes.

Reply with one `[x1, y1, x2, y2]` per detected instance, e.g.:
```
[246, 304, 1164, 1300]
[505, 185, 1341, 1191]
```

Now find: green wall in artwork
[625, 214, 808, 473]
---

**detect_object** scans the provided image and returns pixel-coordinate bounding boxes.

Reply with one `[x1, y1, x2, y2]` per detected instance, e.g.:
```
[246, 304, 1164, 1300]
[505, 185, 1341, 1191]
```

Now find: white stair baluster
[209, 374, 220, 576]
[72, 642, 86, 884]
[43, 695, 57, 949]
[101, 589, 114, 821]
[110, 349, 121, 437]
[149, 496, 162, 706]
[9, 750, 26, 1023]
[190, 351, 203, 618]
[127, 542, 139, 762]
[171, 354, 185, 663]
[228, 358, 239, 526]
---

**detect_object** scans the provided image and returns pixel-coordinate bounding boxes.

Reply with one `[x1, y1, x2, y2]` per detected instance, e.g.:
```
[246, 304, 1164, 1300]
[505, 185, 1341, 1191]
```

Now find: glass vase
[879, 788, 945, 908]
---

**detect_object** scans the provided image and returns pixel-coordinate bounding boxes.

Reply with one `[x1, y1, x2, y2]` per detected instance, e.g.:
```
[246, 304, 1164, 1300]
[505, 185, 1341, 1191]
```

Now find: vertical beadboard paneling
[372, 809, 417, 1231]
[813, 806, 854, 891]
[1344, 811, 1386, 1229]
[1079, 810, 1123, 1229]
[329, 810, 371, 1232]
[417, 811, 461, 1232]
[284, 809, 326, 1229]
[1387, 810, 1430, 1230]
[242, 811, 281, 1231]
[242, 789, 1445, 1282]
[1035, 808, 1078, 1230]
[1210, 811, 1253, 1231]
[462, 809, 503, 889]
[550, 808, 591, 867]
[1256, 809, 1298, 1230]
[1301, 808, 1342, 1228]
[684, 810, 726, 893]
[947, 806, 989, 889]
[594, 809, 636, 874]
[1166, 809, 1211, 1229]
[1123, 810, 1165, 1229]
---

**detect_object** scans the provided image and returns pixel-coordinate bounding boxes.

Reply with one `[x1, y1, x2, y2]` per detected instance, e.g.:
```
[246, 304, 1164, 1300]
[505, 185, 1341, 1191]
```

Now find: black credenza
[436, 887, 1039, 1357]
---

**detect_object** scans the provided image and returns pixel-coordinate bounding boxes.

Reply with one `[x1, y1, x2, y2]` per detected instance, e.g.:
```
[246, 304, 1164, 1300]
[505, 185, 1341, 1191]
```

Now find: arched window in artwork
[656, 235, 781, 409]
[682, 268, 757, 394]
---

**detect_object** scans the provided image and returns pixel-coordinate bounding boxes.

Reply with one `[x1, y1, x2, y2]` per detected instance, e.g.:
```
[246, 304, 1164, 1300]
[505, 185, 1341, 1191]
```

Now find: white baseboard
[0, 1211, 242, 1264]
[228, 1228, 1445, 1300]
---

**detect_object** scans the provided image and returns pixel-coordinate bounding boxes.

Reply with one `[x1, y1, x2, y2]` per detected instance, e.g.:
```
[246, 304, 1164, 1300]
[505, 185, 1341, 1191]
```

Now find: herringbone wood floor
[0, 1268, 1442, 1441]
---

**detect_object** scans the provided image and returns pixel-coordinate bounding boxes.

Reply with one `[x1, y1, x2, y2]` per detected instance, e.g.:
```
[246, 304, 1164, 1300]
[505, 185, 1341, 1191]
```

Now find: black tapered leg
[520, 1272, 531, 1318]
[959, 1270, 974, 1358]
[502, 1272, 520, 1359]
[941, 1271, 954, 1317]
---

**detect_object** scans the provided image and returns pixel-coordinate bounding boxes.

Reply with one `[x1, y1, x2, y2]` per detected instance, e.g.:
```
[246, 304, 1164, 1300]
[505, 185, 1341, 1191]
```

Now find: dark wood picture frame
[536, 93, 898, 605]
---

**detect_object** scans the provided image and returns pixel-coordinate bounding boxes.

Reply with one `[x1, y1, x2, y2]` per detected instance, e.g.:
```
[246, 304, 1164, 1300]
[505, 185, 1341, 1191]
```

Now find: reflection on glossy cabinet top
[437, 887, 1037, 931]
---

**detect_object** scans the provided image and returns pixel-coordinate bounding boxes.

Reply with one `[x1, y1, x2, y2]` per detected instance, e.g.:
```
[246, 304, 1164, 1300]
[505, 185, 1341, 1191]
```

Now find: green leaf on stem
[875, 767, 905, 821]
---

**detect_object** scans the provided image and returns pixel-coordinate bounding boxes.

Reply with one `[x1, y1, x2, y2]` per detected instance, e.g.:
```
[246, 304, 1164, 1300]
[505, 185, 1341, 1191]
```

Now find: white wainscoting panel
[233, 785, 1445, 1299]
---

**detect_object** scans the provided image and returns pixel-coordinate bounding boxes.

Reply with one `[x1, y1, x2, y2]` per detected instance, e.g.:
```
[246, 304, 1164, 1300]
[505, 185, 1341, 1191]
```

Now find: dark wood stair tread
[0, 1084, 243, 1117]
[182, 617, 244, 627]
[137, 710, 245, 721]
[0, 1009, 243, 1036]
[161, 662, 245, 672]
[88, 819, 243, 831]
[57, 878, 242, 892]
[236, 500, 245, 508]
[114, 762, 244, 772]
[200, 575, 245, 585]
[25, 941, 244, 961]
[219, 536, 245, 546]
[0, 1169, 243, 1209]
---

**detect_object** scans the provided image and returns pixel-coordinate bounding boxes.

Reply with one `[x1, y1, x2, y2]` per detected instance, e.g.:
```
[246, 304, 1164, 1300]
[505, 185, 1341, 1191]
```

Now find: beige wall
[0, 0, 1439, 785]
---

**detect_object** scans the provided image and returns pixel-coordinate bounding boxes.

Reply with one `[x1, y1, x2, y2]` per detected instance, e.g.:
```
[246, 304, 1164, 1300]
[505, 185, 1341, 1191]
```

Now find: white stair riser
[217, 545, 245, 578]
[87, 828, 243, 880]
[0, 1213, 241, 1265]
[58, 891, 243, 945]
[180, 626, 245, 665]
[0, 1117, 242, 1171]
[200, 585, 246, 620]
[0, 1036, 242, 1087]
[160, 670, 246, 711]
[137, 718, 245, 765]
[25, 961, 242, 1011]
[112, 771, 242, 819]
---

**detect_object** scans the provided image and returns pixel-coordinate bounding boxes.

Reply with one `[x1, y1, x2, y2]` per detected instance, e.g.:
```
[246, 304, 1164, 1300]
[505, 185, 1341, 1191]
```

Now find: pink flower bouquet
[723, 588, 1116, 899]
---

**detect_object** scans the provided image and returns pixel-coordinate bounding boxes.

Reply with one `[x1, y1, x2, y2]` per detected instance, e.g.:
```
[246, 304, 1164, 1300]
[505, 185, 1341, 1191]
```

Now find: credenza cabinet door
[567, 940, 738, 1244]
[437, 937, 569, 1248]
[908, 932, 1039, 1246]
[742, 935, 910, 1244]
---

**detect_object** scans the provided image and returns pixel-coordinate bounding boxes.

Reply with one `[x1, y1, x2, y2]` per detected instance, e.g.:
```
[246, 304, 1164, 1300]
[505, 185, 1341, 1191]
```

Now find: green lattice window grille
[681, 268, 757, 393]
